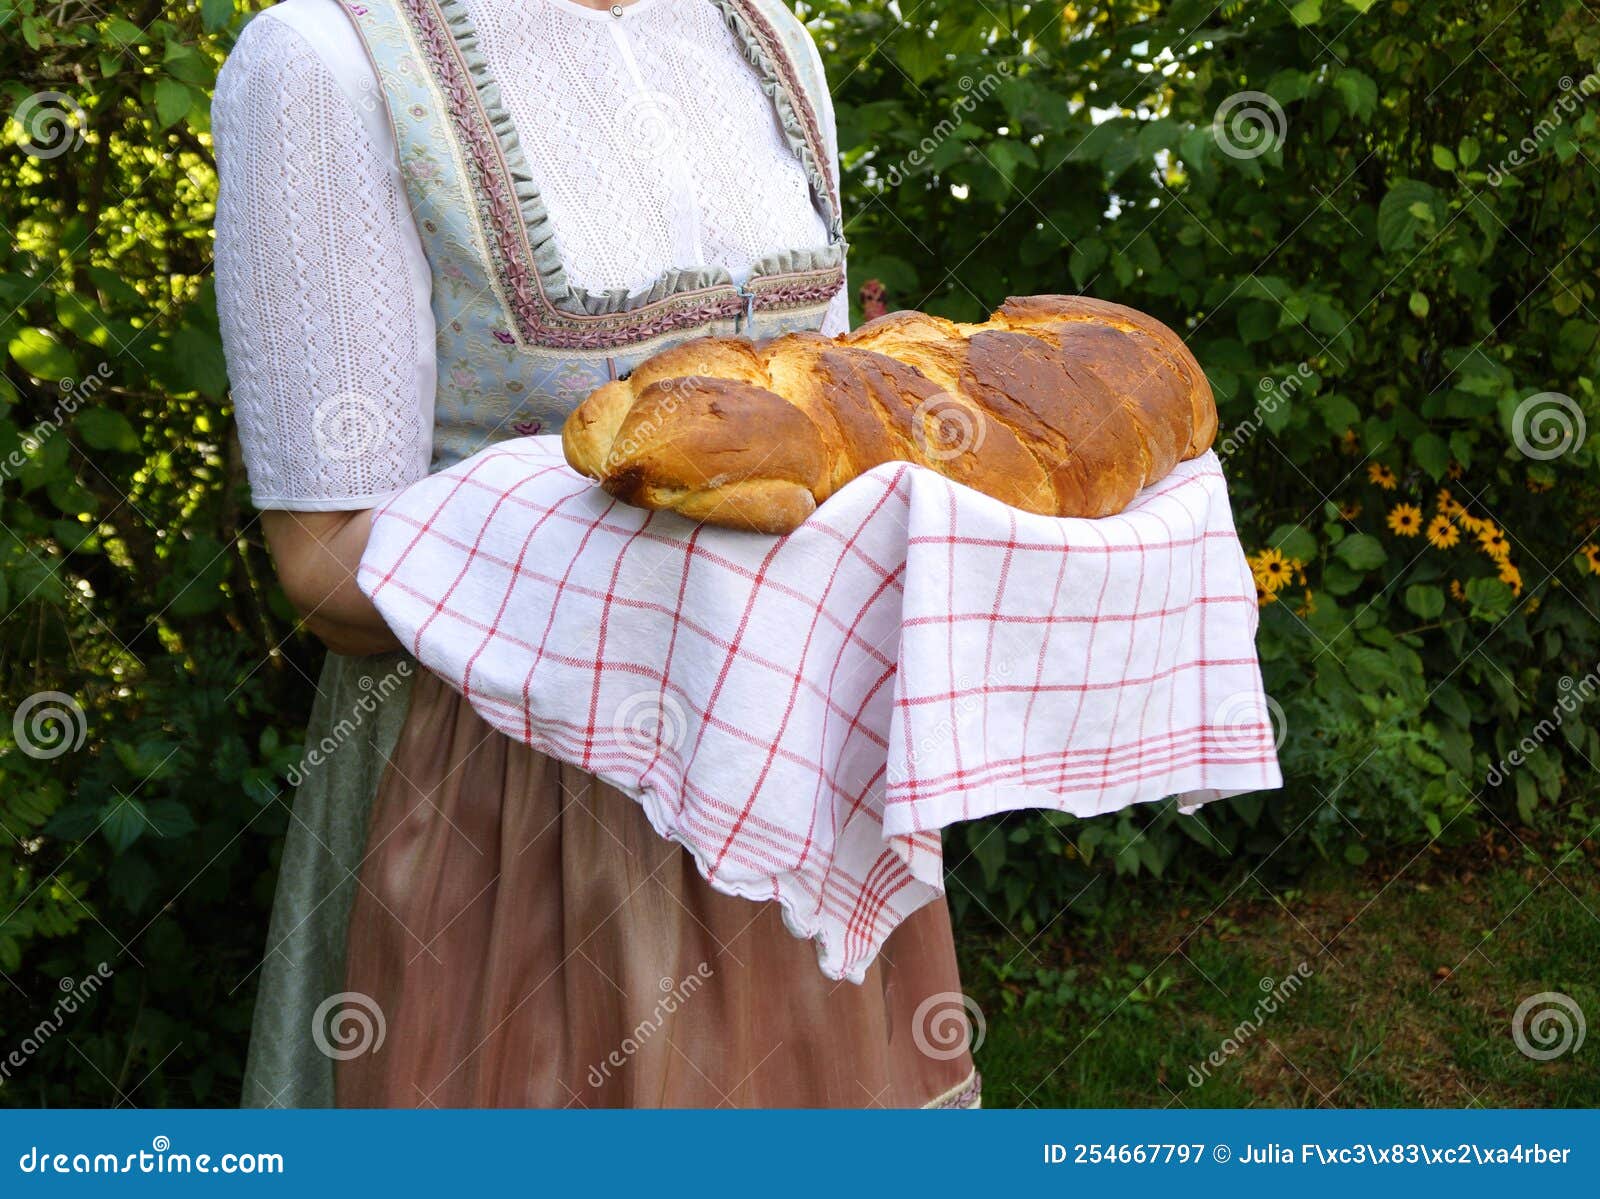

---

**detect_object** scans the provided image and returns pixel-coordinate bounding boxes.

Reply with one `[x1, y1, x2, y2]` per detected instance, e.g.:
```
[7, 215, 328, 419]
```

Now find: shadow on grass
[957, 828, 1600, 1108]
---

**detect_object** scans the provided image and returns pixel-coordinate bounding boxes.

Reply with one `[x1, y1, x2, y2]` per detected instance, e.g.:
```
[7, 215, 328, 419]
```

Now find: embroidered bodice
[214, 0, 848, 511]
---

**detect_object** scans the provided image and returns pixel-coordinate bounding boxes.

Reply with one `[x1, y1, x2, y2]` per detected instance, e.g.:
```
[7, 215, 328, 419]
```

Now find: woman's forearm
[261, 508, 403, 657]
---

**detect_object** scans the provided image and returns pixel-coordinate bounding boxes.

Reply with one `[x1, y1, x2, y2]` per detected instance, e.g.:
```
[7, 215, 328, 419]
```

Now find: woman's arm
[261, 509, 401, 657]
[213, 13, 435, 658]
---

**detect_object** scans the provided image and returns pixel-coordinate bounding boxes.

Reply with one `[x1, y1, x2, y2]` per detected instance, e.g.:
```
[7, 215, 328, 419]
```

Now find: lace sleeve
[212, 12, 433, 511]
[801, 25, 851, 339]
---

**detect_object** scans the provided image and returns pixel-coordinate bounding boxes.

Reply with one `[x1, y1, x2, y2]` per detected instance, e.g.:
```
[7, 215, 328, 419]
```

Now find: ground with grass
[959, 829, 1600, 1108]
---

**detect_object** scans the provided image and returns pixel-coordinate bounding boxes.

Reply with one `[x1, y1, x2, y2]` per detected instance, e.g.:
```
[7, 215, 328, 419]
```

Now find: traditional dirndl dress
[234, 0, 980, 1109]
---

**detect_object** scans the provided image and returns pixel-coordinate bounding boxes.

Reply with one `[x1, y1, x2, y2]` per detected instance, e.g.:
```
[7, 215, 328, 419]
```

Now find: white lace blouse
[213, 0, 848, 511]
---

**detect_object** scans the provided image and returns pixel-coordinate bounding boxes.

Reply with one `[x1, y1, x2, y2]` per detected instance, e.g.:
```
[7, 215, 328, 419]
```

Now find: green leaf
[202, 0, 236, 32]
[1514, 771, 1539, 824]
[1465, 577, 1513, 620]
[1290, 0, 1323, 24]
[1069, 240, 1107, 289]
[155, 78, 193, 129]
[103, 16, 145, 47]
[1377, 179, 1439, 254]
[1321, 560, 1362, 596]
[1412, 432, 1450, 480]
[970, 825, 1007, 889]
[1237, 302, 1278, 344]
[1331, 69, 1378, 121]
[169, 325, 229, 398]
[895, 36, 943, 86]
[1334, 533, 1388, 571]
[163, 43, 213, 87]
[101, 796, 151, 854]
[1431, 145, 1457, 171]
[1318, 393, 1361, 433]
[1346, 646, 1408, 692]
[75, 408, 139, 453]
[1343, 843, 1370, 865]
[9, 329, 79, 382]
[143, 799, 198, 839]
[1432, 682, 1471, 726]
[1405, 584, 1445, 619]
[1270, 524, 1317, 563]
[1408, 290, 1430, 317]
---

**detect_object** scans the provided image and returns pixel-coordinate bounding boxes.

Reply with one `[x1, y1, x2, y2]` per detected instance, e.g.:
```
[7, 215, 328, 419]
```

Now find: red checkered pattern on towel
[358, 436, 1281, 982]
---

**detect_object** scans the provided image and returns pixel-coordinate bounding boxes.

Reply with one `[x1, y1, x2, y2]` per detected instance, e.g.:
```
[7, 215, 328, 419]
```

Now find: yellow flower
[1477, 525, 1510, 561]
[1449, 579, 1465, 601]
[1426, 514, 1460, 549]
[1527, 477, 1552, 493]
[1387, 503, 1423, 536]
[1250, 547, 1296, 593]
[1456, 511, 1486, 534]
[1527, 595, 1543, 614]
[1294, 588, 1317, 617]
[1582, 545, 1600, 575]
[1498, 561, 1523, 596]
[1256, 586, 1280, 608]
[1338, 500, 1363, 520]
[1446, 460, 1464, 480]
[1368, 463, 1398, 490]
[1435, 489, 1463, 518]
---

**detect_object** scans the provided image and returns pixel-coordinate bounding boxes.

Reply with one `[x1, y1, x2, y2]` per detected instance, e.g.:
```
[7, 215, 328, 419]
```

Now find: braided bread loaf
[561, 294, 1217, 534]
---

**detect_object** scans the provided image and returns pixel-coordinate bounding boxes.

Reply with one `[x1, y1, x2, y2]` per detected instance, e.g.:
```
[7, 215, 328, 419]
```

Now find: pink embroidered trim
[751, 271, 847, 309]
[359, 0, 841, 351]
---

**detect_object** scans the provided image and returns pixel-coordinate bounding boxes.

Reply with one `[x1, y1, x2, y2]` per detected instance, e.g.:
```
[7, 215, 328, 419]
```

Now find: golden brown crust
[560, 295, 1216, 533]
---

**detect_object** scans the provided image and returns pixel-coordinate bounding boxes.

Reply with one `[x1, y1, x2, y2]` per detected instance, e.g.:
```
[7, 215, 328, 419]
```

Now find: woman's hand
[261, 509, 403, 657]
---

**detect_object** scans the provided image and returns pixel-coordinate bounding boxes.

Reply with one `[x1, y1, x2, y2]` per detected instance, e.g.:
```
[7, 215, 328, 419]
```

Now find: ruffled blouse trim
[708, 0, 844, 241]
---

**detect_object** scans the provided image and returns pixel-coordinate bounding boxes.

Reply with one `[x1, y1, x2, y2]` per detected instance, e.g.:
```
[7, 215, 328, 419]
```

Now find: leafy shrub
[2, 0, 1598, 1103]
[800, 0, 1600, 917]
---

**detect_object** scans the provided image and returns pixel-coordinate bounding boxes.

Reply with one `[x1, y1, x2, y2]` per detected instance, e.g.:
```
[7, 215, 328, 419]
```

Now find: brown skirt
[337, 668, 979, 1108]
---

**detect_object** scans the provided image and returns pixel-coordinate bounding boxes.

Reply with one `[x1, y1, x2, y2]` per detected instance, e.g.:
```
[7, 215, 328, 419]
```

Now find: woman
[213, 0, 979, 1108]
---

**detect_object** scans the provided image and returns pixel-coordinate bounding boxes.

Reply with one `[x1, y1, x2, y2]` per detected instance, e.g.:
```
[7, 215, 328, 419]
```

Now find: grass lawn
[958, 827, 1600, 1108]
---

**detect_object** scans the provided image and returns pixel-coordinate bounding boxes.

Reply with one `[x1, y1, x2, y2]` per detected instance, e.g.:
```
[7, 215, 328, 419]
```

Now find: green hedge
[1, 0, 1597, 1105]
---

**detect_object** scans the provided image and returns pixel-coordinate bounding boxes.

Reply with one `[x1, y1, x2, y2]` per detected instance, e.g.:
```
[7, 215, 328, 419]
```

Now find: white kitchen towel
[358, 436, 1281, 981]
